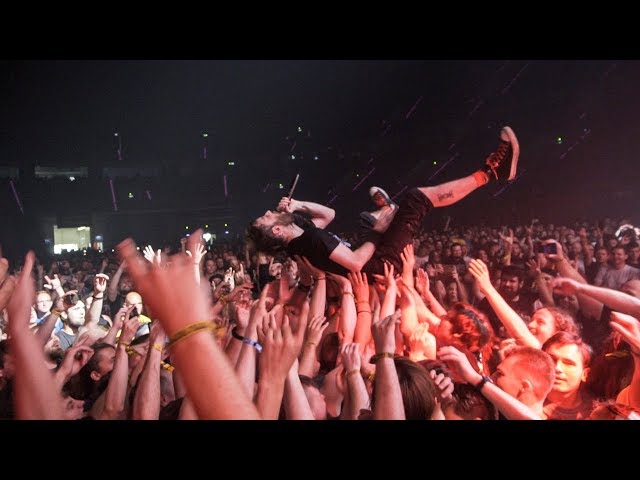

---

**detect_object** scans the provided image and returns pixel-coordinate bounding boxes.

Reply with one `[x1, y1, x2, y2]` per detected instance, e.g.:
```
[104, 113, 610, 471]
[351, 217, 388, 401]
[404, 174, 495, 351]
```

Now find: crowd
[1, 126, 639, 420]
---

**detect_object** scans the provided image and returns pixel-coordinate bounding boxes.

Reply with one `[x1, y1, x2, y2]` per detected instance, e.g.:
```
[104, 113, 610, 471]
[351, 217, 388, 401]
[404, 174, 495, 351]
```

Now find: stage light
[128, 192, 133, 198]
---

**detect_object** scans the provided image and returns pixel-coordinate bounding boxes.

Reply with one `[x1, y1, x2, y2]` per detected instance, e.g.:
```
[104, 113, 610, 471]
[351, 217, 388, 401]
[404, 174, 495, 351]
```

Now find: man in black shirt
[247, 126, 520, 278]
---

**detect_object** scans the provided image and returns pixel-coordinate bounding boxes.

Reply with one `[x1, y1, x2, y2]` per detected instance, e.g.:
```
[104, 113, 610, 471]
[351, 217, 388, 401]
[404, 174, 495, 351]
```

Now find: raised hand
[497, 337, 518, 361]
[224, 267, 236, 291]
[451, 267, 459, 282]
[257, 310, 307, 382]
[7, 252, 36, 329]
[437, 345, 480, 385]
[372, 308, 401, 354]
[429, 368, 454, 404]
[524, 225, 533, 238]
[235, 301, 252, 331]
[276, 196, 298, 213]
[93, 273, 109, 294]
[341, 343, 361, 373]
[306, 314, 329, 347]
[43, 274, 62, 291]
[468, 259, 493, 294]
[347, 271, 369, 305]
[526, 258, 542, 277]
[551, 277, 580, 296]
[143, 245, 158, 264]
[186, 242, 207, 265]
[415, 268, 430, 296]
[609, 312, 640, 354]
[294, 255, 325, 281]
[58, 336, 95, 379]
[400, 243, 416, 289]
[541, 239, 565, 263]
[499, 228, 515, 245]
[117, 236, 209, 339]
[120, 316, 142, 345]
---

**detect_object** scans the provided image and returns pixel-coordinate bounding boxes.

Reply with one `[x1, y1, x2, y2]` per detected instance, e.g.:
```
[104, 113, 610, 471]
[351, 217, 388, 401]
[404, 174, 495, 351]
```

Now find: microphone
[287, 173, 300, 200]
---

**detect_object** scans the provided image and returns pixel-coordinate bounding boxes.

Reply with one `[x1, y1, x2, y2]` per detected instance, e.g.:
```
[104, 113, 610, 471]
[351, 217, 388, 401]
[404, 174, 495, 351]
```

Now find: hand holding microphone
[276, 173, 300, 213]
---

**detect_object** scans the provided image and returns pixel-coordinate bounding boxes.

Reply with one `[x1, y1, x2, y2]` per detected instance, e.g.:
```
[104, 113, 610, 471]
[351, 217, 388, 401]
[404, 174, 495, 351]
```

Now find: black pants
[363, 187, 433, 277]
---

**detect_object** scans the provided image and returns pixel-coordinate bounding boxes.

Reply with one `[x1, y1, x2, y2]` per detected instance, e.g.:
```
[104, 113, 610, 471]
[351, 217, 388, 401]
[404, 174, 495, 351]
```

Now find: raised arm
[553, 277, 640, 319]
[371, 310, 405, 420]
[543, 239, 603, 319]
[117, 231, 260, 420]
[6, 253, 63, 420]
[255, 308, 307, 419]
[132, 322, 167, 420]
[469, 259, 540, 348]
[93, 317, 139, 420]
[438, 345, 541, 420]
[108, 261, 126, 303]
[278, 196, 335, 229]
[415, 267, 447, 319]
[328, 272, 357, 345]
[610, 312, 640, 410]
[329, 242, 377, 273]
[340, 343, 370, 420]
[283, 358, 315, 420]
[348, 271, 373, 347]
[85, 273, 109, 328]
[527, 259, 554, 307]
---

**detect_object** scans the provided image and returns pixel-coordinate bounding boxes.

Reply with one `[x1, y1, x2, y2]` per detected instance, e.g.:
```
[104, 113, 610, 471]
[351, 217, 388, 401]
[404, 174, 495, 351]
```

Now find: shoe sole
[500, 126, 519, 181]
[369, 186, 392, 206]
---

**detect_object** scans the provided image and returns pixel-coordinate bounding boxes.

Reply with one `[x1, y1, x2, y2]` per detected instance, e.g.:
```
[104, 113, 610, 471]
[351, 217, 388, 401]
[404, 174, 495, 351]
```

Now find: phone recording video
[537, 243, 558, 255]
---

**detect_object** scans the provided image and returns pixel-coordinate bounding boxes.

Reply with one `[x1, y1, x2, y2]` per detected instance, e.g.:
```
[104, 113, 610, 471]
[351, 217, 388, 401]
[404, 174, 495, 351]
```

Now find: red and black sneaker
[483, 126, 520, 181]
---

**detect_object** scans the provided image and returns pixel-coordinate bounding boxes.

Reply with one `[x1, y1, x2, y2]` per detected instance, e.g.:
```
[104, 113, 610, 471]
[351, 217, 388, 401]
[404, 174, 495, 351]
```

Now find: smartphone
[537, 243, 557, 255]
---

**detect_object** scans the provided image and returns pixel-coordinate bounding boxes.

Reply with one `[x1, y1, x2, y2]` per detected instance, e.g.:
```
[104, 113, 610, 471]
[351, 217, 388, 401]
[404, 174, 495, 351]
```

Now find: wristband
[369, 352, 395, 364]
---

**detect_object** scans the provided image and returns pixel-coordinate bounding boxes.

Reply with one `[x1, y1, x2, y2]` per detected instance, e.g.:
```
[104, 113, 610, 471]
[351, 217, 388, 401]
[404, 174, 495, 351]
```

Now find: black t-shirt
[286, 214, 350, 277]
[106, 293, 125, 318]
[478, 293, 536, 339]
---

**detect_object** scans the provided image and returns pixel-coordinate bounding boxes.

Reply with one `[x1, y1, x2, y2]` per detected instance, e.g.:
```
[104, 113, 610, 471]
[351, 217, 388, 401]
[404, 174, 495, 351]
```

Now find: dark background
[1, 60, 639, 259]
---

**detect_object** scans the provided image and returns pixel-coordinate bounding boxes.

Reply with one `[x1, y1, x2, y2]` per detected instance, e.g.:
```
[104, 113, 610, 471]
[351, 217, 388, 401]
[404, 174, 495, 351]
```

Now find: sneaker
[483, 126, 520, 181]
[359, 203, 398, 234]
[369, 186, 398, 209]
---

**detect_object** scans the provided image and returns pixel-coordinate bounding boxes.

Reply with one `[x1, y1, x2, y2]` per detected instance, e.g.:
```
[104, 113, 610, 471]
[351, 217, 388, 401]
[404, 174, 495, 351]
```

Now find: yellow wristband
[168, 321, 217, 348]
[347, 369, 360, 378]
[369, 352, 395, 364]
[152, 343, 164, 352]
